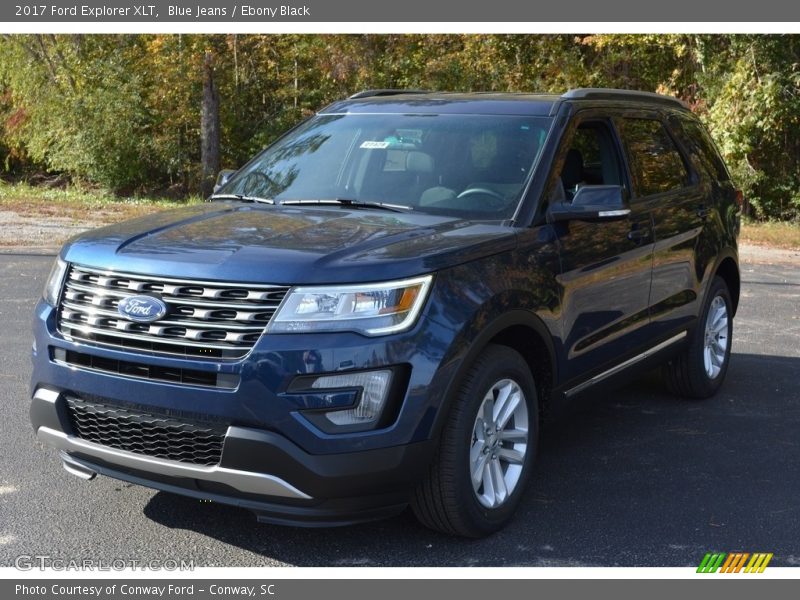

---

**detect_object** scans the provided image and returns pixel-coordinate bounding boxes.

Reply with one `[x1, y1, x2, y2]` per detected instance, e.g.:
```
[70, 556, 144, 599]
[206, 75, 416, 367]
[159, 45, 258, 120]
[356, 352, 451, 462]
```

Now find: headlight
[268, 275, 432, 336]
[43, 258, 68, 306]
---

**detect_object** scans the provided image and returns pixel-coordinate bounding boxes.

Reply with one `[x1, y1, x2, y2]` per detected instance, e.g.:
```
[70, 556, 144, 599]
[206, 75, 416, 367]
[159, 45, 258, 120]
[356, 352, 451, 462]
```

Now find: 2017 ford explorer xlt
[31, 88, 741, 537]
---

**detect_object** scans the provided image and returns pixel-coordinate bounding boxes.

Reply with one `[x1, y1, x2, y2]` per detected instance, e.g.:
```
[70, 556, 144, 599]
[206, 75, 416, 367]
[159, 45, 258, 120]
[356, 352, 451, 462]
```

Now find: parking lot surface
[0, 253, 797, 567]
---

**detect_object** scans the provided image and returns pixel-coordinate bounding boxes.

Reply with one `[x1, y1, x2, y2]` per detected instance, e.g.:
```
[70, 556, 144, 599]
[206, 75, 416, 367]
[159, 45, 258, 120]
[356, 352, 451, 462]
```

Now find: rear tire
[411, 344, 538, 537]
[663, 276, 733, 399]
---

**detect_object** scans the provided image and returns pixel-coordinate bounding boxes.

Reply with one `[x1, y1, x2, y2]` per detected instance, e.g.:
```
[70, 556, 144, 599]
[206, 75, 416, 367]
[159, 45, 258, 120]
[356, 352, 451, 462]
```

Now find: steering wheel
[456, 187, 507, 209]
[242, 171, 276, 197]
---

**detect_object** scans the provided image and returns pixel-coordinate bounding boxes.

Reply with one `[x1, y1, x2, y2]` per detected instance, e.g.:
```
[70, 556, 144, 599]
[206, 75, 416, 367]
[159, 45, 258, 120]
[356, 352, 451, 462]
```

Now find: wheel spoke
[482, 395, 495, 429]
[491, 383, 512, 426]
[470, 438, 486, 466]
[713, 316, 728, 335]
[495, 390, 521, 431]
[491, 459, 507, 505]
[498, 428, 528, 443]
[481, 460, 496, 505]
[498, 447, 525, 465]
[473, 420, 487, 444]
[471, 449, 490, 491]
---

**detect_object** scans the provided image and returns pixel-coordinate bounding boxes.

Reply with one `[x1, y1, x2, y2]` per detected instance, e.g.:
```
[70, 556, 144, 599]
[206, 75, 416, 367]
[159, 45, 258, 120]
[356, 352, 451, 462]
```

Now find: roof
[320, 88, 687, 116]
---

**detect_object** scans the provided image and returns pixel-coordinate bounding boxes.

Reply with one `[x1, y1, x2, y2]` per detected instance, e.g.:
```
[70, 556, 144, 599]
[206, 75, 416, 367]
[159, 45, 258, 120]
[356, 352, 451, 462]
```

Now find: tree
[201, 50, 220, 197]
[1, 34, 799, 219]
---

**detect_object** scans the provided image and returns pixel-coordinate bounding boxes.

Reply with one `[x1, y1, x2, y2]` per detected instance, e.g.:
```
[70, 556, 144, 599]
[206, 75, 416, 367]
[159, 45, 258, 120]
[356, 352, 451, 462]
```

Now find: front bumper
[29, 258, 469, 525]
[31, 387, 435, 526]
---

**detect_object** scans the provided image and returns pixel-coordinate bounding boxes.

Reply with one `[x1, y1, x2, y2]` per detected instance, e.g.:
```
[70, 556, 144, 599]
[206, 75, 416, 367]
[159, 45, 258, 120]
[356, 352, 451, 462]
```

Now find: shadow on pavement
[142, 353, 800, 567]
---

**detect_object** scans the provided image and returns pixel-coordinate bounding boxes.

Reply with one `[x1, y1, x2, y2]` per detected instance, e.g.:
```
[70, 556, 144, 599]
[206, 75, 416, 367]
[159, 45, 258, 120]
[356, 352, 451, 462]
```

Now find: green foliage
[703, 36, 800, 220]
[0, 34, 799, 219]
[0, 36, 155, 190]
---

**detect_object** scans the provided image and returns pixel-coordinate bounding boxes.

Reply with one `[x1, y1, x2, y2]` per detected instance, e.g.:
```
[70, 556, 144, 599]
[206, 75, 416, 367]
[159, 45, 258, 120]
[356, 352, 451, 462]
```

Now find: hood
[62, 202, 518, 284]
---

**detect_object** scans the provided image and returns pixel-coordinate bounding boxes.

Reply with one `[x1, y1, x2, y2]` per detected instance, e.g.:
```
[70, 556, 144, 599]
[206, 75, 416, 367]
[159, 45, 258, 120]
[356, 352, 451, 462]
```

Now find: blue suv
[31, 89, 741, 537]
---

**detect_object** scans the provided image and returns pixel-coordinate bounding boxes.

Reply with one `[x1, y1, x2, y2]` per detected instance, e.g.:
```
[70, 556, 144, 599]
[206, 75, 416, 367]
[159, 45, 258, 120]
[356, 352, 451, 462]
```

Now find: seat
[405, 151, 437, 204]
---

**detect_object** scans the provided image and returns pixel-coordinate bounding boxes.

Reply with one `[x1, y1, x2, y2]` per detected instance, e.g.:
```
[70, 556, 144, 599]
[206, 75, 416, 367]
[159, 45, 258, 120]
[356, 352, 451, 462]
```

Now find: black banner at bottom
[2, 579, 795, 600]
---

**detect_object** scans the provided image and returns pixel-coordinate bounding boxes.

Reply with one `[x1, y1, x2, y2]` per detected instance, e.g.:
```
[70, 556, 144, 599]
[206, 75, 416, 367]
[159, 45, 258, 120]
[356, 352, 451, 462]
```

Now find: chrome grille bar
[57, 265, 290, 359]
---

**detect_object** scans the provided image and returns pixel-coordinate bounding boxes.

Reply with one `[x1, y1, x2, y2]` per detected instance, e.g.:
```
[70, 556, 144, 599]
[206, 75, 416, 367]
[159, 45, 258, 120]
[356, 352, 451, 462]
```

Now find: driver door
[549, 114, 655, 386]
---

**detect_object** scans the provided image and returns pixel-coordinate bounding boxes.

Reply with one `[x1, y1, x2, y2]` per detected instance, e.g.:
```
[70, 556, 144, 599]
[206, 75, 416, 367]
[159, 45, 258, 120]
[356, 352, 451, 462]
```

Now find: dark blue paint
[60, 204, 517, 285]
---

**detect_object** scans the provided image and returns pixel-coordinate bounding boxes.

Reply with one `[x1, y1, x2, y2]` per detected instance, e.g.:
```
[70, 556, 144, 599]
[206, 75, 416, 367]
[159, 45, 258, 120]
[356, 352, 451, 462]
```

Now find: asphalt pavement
[0, 253, 798, 567]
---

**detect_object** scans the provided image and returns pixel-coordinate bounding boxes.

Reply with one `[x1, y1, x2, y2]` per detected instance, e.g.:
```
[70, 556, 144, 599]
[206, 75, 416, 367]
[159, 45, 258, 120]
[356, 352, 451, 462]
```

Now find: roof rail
[562, 88, 688, 108]
[348, 89, 431, 99]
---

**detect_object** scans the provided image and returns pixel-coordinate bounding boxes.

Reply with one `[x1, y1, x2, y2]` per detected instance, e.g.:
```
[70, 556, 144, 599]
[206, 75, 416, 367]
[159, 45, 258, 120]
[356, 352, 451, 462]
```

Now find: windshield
[219, 113, 553, 219]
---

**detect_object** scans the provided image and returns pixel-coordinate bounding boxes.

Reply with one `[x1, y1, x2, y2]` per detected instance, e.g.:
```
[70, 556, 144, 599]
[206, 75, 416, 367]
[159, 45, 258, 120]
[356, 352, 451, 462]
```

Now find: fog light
[311, 370, 392, 427]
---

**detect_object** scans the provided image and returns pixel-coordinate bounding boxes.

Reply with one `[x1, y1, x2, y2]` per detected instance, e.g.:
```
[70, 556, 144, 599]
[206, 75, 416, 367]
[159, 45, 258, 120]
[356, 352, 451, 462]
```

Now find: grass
[0, 181, 202, 223]
[740, 219, 800, 251]
[0, 181, 204, 247]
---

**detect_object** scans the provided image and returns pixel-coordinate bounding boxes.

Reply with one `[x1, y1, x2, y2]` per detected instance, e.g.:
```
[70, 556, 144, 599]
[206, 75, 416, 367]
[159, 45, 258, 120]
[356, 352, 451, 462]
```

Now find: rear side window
[618, 118, 689, 197]
[670, 115, 730, 182]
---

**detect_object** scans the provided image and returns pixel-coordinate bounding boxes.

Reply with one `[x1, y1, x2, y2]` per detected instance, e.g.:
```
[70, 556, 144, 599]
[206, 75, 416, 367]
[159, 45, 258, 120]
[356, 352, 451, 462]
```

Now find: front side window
[558, 120, 624, 201]
[618, 117, 689, 198]
[219, 113, 552, 219]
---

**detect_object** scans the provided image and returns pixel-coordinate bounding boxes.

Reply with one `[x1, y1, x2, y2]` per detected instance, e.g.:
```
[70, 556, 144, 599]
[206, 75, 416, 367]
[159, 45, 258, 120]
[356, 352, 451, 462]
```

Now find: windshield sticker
[360, 141, 391, 149]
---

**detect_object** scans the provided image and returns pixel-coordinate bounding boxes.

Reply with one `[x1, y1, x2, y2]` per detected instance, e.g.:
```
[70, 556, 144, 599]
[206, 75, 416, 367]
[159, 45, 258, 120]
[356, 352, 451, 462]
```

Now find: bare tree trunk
[294, 55, 298, 110]
[201, 50, 221, 197]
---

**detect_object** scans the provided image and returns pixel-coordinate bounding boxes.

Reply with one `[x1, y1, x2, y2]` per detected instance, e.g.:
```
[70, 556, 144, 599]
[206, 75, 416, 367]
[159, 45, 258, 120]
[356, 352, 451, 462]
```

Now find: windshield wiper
[279, 198, 412, 212]
[209, 194, 274, 205]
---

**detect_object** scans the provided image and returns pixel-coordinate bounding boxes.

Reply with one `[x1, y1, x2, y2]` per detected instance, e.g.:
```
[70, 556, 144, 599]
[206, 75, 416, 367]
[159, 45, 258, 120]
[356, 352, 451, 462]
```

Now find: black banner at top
[3, 0, 800, 22]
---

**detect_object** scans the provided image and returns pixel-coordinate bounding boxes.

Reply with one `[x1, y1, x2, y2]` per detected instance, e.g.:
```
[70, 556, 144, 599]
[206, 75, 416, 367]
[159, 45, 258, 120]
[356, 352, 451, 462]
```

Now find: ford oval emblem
[117, 295, 168, 323]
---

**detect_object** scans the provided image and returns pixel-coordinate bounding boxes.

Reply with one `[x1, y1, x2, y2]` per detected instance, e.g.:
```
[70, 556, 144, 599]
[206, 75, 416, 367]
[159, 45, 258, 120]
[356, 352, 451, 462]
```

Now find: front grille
[57, 265, 290, 359]
[65, 396, 227, 466]
[51, 348, 239, 390]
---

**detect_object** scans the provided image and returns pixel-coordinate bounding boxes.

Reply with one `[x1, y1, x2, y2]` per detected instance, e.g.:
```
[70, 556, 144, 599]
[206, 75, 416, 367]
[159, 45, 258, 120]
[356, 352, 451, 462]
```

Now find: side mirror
[213, 169, 237, 194]
[548, 185, 630, 222]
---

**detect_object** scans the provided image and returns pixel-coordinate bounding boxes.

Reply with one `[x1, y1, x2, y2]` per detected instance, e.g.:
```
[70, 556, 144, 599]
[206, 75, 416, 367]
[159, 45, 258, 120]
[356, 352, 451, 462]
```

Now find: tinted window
[569, 128, 602, 182]
[619, 118, 689, 197]
[557, 121, 623, 202]
[670, 115, 730, 182]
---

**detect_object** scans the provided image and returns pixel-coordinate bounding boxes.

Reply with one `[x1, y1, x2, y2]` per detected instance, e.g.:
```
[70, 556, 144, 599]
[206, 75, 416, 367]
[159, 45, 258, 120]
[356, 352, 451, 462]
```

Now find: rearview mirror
[547, 185, 630, 223]
[213, 169, 237, 193]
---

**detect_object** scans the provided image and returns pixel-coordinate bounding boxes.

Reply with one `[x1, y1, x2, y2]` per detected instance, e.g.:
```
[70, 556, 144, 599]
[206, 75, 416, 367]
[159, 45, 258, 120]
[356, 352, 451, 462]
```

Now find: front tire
[663, 276, 733, 399]
[411, 344, 538, 537]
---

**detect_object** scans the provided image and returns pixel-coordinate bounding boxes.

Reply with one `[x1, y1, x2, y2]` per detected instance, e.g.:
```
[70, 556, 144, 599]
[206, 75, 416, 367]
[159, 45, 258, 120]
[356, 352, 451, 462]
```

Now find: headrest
[406, 151, 434, 174]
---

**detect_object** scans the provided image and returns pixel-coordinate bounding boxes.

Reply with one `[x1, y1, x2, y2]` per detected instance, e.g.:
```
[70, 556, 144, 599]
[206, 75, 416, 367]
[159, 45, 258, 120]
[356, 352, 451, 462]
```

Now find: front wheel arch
[430, 309, 557, 440]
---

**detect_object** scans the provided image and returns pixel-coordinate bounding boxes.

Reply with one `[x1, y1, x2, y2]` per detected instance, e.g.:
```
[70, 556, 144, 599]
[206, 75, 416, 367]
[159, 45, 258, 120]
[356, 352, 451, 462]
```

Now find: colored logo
[117, 295, 168, 323]
[697, 552, 773, 573]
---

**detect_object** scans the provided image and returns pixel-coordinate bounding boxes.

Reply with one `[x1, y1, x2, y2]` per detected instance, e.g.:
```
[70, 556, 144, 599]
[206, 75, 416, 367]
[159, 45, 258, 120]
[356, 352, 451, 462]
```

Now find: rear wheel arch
[714, 255, 740, 315]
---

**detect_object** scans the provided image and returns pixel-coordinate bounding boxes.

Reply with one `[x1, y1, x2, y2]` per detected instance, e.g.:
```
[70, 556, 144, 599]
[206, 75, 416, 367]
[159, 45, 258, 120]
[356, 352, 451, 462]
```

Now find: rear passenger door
[616, 113, 705, 337]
